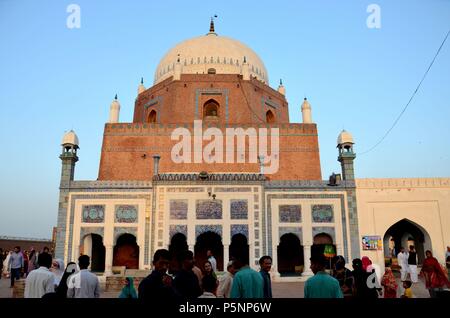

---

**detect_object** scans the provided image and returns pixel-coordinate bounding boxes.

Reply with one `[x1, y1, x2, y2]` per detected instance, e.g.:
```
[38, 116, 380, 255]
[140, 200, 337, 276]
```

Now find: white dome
[337, 130, 354, 146]
[62, 130, 79, 146]
[154, 32, 268, 84]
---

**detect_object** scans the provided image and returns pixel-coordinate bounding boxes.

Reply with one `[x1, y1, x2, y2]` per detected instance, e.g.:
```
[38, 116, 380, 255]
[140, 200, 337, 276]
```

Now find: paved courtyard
[0, 273, 430, 298]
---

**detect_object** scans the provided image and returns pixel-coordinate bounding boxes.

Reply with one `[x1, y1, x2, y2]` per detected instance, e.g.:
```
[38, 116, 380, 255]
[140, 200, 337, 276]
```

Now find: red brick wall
[98, 123, 321, 181]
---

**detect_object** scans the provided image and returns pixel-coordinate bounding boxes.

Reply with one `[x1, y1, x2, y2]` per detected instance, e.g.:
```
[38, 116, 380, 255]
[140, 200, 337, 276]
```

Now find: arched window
[203, 99, 219, 118]
[148, 110, 157, 123]
[266, 110, 275, 123]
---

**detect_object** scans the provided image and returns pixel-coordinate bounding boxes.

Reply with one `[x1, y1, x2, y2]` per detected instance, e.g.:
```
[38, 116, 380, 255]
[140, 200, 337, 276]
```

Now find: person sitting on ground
[304, 254, 343, 298]
[401, 280, 413, 298]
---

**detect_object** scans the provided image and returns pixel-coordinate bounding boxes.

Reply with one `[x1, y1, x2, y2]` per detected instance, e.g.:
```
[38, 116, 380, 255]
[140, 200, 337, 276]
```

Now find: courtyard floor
[0, 272, 430, 298]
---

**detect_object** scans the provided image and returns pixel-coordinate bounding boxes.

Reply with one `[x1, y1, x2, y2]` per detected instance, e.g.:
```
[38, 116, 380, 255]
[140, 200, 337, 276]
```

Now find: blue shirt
[8, 252, 24, 269]
[230, 266, 264, 298]
[304, 271, 343, 298]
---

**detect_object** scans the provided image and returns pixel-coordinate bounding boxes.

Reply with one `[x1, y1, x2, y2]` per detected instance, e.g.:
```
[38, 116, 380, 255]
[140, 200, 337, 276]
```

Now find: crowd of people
[1, 245, 449, 299]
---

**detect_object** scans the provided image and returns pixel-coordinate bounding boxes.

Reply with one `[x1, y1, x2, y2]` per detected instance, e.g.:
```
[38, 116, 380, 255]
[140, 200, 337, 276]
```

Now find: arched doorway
[147, 110, 157, 123]
[311, 233, 335, 269]
[266, 110, 275, 123]
[195, 231, 224, 271]
[277, 233, 304, 276]
[229, 234, 249, 265]
[383, 219, 431, 265]
[113, 233, 139, 269]
[82, 234, 105, 272]
[168, 233, 188, 275]
[203, 99, 219, 118]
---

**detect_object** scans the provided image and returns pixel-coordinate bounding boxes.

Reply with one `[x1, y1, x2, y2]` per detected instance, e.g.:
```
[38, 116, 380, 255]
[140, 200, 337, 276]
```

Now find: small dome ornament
[337, 130, 354, 146]
[61, 130, 79, 146]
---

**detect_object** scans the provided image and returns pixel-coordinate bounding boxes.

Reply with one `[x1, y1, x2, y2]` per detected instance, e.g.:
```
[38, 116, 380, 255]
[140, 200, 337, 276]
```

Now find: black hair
[14, 246, 21, 251]
[259, 255, 272, 265]
[310, 254, 326, 267]
[78, 254, 90, 269]
[403, 280, 412, 288]
[180, 250, 194, 261]
[202, 275, 217, 293]
[152, 249, 171, 264]
[38, 251, 52, 268]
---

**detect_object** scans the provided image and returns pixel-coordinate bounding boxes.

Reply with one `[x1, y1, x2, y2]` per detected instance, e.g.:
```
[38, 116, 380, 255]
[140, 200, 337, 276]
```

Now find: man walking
[230, 253, 263, 298]
[397, 247, 409, 281]
[408, 245, 418, 283]
[304, 254, 343, 298]
[67, 255, 100, 298]
[259, 256, 273, 298]
[8, 246, 23, 287]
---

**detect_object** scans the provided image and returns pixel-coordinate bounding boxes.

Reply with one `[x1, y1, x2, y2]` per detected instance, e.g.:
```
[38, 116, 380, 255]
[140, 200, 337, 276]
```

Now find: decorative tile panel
[279, 227, 302, 242]
[312, 227, 336, 242]
[115, 205, 138, 223]
[113, 227, 137, 243]
[80, 227, 104, 240]
[82, 205, 105, 223]
[279, 205, 301, 223]
[196, 200, 222, 219]
[169, 225, 188, 239]
[231, 225, 249, 239]
[312, 205, 334, 223]
[195, 225, 222, 238]
[169, 200, 188, 220]
[230, 200, 248, 219]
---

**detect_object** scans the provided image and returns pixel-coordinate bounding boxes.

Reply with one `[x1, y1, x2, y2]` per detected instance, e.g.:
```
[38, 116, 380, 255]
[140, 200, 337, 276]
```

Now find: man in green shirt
[304, 254, 343, 298]
[230, 253, 264, 298]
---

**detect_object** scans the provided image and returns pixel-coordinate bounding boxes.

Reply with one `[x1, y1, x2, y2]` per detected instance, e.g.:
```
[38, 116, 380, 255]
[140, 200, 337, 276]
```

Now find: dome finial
[280, 79, 283, 85]
[114, 94, 118, 100]
[141, 77, 144, 84]
[209, 15, 218, 34]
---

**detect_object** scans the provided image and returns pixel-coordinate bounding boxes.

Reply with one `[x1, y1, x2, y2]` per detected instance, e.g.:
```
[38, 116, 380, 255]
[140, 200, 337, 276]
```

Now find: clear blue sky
[0, 0, 449, 239]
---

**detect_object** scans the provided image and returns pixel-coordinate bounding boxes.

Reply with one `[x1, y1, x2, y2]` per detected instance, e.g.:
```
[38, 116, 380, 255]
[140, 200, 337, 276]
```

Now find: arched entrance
[311, 233, 335, 269]
[229, 234, 249, 265]
[148, 110, 157, 123]
[195, 231, 224, 271]
[266, 110, 275, 123]
[168, 233, 188, 275]
[277, 233, 304, 276]
[113, 233, 139, 269]
[82, 234, 105, 272]
[383, 219, 432, 265]
[203, 99, 219, 118]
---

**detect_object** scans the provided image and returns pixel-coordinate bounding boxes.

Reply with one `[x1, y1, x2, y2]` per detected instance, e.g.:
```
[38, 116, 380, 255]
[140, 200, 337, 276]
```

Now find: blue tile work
[279, 205, 302, 223]
[266, 194, 348, 262]
[67, 194, 150, 267]
[114, 227, 137, 243]
[279, 227, 302, 242]
[231, 225, 248, 239]
[195, 225, 222, 238]
[230, 200, 248, 219]
[80, 227, 104, 240]
[169, 225, 187, 239]
[82, 205, 105, 223]
[115, 205, 138, 223]
[312, 227, 336, 242]
[311, 205, 334, 223]
[169, 200, 188, 220]
[196, 200, 222, 219]
[214, 187, 252, 192]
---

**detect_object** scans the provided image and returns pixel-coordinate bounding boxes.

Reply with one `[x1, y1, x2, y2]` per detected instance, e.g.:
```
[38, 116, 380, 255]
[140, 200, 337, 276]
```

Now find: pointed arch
[203, 99, 220, 118]
[147, 109, 157, 123]
[266, 110, 275, 123]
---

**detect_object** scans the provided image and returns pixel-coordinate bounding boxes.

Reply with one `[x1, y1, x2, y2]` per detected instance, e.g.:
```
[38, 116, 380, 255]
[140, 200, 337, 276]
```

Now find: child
[401, 280, 413, 298]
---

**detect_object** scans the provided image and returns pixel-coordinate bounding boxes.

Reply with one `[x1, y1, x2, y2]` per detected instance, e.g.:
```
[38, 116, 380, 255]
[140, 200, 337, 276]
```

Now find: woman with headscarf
[28, 247, 37, 273]
[55, 262, 78, 298]
[381, 267, 398, 298]
[51, 258, 65, 286]
[420, 250, 450, 298]
[119, 277, 138, 298]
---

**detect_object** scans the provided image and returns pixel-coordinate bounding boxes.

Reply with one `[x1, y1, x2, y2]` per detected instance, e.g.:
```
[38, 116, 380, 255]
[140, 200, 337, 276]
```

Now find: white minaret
[241, 56, 250, 80]
[174, 55, 182, 80]
[301, 97, 312, 123]
[138, 77, 146, 95]
[277, 79, 286, 96]
[109, 94, 120, 123]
